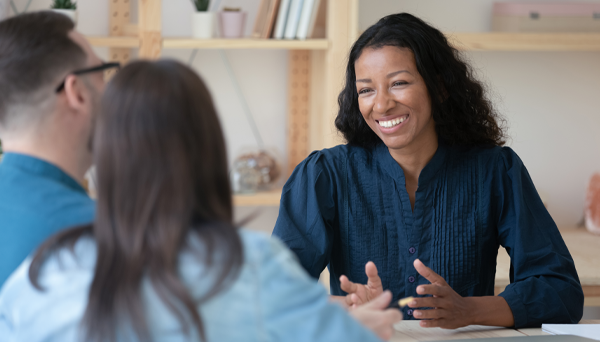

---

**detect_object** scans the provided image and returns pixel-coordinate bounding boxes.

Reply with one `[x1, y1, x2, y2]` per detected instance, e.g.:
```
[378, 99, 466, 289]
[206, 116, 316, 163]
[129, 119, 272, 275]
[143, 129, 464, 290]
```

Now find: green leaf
[192, 0, 210, 11]
[51, 0, 76, 10]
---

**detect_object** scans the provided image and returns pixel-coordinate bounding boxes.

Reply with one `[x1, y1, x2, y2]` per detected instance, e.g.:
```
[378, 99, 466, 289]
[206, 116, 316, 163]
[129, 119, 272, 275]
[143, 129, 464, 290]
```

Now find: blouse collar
[374, 142, 448, 187]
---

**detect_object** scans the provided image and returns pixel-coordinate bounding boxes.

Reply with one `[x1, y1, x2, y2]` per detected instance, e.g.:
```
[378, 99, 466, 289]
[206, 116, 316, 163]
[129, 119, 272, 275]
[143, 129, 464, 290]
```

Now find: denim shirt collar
[374, 142, 448, 187]
[0, 153, 87, 194]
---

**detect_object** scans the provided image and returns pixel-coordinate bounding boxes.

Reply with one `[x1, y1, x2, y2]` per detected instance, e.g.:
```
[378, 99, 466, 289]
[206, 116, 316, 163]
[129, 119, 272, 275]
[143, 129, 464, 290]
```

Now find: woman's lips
[376, 114, 409, 133]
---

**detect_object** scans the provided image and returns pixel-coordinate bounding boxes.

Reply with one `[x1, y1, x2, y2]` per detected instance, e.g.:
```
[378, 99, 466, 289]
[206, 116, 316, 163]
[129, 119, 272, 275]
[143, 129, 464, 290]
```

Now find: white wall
[8, 0, 600, 227]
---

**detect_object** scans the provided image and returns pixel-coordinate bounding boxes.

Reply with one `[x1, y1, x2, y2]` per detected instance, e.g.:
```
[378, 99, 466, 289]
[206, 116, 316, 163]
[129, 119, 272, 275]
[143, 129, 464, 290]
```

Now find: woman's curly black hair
[335, 13, 506, 148]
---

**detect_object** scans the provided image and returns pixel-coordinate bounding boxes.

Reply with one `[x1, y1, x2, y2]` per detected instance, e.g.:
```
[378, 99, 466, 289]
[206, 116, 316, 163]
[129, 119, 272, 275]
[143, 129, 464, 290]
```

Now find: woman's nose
[373, 88, 395, 114]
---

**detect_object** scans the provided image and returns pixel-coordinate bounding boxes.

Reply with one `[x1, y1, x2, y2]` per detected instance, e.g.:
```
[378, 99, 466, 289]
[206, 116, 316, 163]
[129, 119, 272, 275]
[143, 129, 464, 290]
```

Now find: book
[273, 0, 291, 39]
[252, 0, 271, 39]
[309, 0, 326, 39]
[263, 0, 281, 38]
[542, 324, 600, 340]
[296, 0, 318, 40]
[283, 0, 304, 39]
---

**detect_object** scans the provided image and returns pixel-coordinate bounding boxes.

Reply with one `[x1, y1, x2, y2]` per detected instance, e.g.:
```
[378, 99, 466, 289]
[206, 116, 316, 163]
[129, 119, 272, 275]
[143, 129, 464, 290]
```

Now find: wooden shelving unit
[233, 189, 282, 206]
[95, 2, 600, 207]
[163, 38, 329, 50]
[87, 36, 139, 48]
[448, 32, 600, 51]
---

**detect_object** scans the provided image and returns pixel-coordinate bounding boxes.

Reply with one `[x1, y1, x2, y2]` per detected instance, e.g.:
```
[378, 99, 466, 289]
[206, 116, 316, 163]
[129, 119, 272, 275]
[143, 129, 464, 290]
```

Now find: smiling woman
[273, 12, 584, 330]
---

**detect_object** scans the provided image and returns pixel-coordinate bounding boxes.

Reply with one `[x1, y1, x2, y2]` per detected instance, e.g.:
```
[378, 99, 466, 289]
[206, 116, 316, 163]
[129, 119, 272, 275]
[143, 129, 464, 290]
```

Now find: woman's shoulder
[449, 144, 524, 170]
[1, 236, 97, 294]
[238, 229, 291, 264]
[293, 144, 376, 176]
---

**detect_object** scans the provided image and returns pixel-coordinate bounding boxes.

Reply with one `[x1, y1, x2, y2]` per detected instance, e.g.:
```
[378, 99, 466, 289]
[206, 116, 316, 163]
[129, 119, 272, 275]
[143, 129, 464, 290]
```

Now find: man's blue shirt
[0, 153, 95, 287]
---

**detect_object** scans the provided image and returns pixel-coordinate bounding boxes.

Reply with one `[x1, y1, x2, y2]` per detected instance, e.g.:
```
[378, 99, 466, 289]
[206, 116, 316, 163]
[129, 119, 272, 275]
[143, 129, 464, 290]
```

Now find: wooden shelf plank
[233, 189, 282, 206]
[163, 38, 329, 50]
[87, 36, 139, 48]
[447, 32, 600, 51]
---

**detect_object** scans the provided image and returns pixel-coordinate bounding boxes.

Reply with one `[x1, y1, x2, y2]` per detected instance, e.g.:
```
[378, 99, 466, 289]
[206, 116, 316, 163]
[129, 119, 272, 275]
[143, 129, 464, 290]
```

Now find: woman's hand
[340, 261, 384, 309]
[407, 259, 475, 329]
[350, 290, 403, 341]
[408, 259, 514, 329]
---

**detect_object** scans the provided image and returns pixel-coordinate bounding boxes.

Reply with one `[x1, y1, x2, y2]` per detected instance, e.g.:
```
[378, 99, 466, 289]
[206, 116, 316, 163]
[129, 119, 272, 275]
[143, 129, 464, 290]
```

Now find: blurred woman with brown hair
[0, 60, 401, 342]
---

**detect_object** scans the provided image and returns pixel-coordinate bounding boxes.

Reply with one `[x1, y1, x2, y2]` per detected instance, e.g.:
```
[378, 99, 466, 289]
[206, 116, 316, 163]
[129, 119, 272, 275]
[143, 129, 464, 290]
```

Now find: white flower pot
[52, 9, 77, 25]
[192, 11, 215, 39]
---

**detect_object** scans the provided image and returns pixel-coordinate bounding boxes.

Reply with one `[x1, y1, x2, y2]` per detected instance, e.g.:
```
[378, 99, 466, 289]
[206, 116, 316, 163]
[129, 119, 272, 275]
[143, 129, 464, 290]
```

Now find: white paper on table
[542, 324, 600, 341]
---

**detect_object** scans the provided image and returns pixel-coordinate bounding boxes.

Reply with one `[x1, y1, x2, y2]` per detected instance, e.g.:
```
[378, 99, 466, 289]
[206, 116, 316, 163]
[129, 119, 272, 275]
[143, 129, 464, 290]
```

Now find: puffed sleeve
[258, 235, 382, 342]
[494, 147, 584, 328]
[272, 150, 338, 279]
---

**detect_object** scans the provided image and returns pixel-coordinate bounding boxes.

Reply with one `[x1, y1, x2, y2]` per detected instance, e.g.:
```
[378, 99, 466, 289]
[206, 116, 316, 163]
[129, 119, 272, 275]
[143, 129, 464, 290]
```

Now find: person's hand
[408, 259, 475, 329]
[340, 261, 383, 309]
[350, 290, 403, 340]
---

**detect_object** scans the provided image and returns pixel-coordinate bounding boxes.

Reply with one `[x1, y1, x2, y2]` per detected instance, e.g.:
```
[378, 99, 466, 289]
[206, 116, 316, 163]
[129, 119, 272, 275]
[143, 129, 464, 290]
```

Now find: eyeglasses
[55, 62, 121, 93]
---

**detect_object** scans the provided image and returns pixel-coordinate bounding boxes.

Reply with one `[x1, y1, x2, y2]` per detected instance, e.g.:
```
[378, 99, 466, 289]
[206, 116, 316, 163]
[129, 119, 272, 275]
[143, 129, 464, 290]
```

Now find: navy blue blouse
[273, 143, 583, 328]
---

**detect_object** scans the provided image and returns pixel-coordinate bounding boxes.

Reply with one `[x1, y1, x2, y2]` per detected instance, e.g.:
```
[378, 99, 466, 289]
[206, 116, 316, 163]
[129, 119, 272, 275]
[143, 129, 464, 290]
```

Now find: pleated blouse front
[273, 143, 583, 328]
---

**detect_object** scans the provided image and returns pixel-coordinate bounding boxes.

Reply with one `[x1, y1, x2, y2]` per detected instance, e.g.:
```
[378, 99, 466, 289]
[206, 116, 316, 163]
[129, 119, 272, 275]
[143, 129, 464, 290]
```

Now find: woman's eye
[358, 88, 372, 95]
[393, 81, 408, 87]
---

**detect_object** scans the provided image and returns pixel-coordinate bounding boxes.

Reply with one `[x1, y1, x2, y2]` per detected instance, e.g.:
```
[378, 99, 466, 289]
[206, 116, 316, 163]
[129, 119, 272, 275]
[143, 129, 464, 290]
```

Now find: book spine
[283, 0, 305, 39]
[296, 0, 315, 40]
[273, 0, 292, 39]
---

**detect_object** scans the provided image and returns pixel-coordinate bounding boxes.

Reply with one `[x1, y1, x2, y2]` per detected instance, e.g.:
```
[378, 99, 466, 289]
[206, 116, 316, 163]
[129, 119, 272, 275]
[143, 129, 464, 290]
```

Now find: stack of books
[252, 0, 326, 40]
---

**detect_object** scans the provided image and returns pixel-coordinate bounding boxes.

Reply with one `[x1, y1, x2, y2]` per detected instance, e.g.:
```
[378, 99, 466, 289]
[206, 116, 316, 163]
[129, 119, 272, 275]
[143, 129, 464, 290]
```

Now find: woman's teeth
[379, 116, 406, 128]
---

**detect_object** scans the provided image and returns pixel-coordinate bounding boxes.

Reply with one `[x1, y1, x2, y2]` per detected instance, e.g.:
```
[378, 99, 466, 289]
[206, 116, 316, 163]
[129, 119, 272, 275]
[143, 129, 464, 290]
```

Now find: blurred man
[0, 11, 116, 286]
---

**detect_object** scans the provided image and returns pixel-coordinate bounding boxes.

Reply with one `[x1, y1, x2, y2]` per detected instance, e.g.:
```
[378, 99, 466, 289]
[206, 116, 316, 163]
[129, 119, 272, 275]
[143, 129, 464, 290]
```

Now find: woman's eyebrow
[387, 70, 410, 78]
[356, 70, 410, 83]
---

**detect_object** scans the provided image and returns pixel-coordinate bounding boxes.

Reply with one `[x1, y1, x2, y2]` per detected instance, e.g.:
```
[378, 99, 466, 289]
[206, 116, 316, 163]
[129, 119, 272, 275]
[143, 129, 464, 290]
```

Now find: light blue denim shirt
[0, 229, 383, 342]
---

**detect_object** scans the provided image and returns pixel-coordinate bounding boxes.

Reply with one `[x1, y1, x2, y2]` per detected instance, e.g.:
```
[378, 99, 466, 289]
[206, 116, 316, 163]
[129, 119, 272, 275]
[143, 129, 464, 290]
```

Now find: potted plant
[191, 0, 214, 39]
[51, 0, 77, 25]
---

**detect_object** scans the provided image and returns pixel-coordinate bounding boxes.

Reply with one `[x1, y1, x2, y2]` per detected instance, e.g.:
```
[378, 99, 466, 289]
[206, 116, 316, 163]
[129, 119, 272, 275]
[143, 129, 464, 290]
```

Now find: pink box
[492, 2, 600, 32]
[493, 2, 600, 17]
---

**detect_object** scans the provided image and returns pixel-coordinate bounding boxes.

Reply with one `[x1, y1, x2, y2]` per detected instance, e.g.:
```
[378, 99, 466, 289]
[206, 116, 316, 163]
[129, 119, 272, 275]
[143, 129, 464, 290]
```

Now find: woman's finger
[413, 308, 447, 320]
[416, 284, 448, 297]
[419, 319, 443, 328]
[407, 296, 444, 309]
[413, 259, 448, 286]
[340, 275, 359, 294]
[365, 261, 383, 290]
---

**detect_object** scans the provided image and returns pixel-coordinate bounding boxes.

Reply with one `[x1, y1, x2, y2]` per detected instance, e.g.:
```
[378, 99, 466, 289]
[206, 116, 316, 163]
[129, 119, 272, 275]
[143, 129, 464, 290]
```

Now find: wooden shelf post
[108, 0, 133, 74]
[287, 50, 311, 176]
[314, 0, 359, 150]
[138, 0, 162, 59]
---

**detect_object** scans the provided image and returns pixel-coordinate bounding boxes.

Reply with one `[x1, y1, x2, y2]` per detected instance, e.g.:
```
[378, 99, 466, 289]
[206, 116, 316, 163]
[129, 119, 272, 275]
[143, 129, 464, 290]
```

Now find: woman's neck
[388, 134, 439, 185]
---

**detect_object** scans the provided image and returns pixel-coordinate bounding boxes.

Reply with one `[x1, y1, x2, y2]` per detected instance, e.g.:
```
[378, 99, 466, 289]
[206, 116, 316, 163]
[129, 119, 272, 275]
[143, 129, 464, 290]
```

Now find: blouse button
[408, 276, 415, 283]
[407, 309, 414, 316]
[409, 247, 416, 254]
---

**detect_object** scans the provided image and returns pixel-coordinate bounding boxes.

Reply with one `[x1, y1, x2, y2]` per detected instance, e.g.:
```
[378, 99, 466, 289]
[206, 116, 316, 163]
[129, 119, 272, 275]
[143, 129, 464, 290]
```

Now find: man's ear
[63, 75, 88, 112]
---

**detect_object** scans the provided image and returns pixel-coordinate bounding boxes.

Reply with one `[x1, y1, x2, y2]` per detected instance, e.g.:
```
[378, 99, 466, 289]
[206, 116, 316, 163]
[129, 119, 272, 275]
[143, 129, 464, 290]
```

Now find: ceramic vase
[219, 11, 246, 38]
[192, 11, 215, 39]
[52, 9, 77, 25]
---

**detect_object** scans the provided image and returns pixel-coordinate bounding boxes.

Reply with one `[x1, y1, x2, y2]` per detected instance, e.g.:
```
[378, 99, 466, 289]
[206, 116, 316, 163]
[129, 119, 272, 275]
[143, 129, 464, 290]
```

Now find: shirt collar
[375, 142, 448, 187]
[0, 153, 88, 194]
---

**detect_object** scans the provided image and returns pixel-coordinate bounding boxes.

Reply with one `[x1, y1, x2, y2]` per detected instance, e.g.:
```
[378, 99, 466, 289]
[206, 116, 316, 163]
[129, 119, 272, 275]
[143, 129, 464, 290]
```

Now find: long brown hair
[29, 60, 243, 341]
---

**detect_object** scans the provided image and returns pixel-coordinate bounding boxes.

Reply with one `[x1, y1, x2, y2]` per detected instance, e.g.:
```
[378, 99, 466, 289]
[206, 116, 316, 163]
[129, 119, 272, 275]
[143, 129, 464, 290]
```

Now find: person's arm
[494, 147, 583, 328]
[272, 151, 337, 279]
[259, 236, 401, 341]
